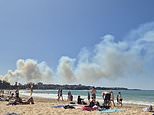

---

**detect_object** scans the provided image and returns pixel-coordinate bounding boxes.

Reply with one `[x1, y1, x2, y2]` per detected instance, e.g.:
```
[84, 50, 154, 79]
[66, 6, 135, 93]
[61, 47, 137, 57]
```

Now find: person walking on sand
[57, 88, 63, 101]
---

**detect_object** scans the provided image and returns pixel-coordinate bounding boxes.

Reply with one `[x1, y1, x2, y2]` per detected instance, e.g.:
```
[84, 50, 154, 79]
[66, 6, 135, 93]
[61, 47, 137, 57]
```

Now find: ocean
[20, 89, 154, 106]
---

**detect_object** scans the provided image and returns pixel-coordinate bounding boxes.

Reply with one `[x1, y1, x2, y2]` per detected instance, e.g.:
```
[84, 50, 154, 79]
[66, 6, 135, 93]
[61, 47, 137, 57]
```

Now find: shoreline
[20, 92, 154, 106]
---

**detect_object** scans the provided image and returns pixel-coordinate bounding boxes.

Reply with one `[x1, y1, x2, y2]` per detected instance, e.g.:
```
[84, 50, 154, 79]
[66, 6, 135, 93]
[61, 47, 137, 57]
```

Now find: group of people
[57, 89, 73, 101]
[102, 91, 123, 107]
[3, 83, 35, 105]
[57, 87, 123, 108]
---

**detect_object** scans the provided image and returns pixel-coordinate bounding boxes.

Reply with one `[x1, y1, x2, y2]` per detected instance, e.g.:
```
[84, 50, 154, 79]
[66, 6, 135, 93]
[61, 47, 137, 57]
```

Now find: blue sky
[0, 0, 154, 89]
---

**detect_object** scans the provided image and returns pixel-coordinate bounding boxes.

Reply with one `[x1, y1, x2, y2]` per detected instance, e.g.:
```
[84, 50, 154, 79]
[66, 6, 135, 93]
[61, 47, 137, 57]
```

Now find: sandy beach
[0, 96, 153, 115]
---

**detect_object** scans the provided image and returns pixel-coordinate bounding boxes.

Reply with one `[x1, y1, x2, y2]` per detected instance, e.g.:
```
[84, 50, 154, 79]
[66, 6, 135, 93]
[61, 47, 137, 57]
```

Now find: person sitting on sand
[7, 96, 34, 105]
[70, 94, 73, 101]
[0, 90, 4, 97]
[8, 93, 14, 100]
[67, 91, 72, 101]
[143, 105, 153, 112]
[77, 95, 87, 105]
[89, 97, 100, 107]
[82, 97, 100, 111]
[68, 91, 73, 101]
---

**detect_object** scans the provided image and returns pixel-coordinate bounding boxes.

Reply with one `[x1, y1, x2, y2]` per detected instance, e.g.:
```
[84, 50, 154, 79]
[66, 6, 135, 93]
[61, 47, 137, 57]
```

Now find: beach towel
[51, 105, 64, 108]
[51, 104, 78, 109]
[100, 109, 125, 113]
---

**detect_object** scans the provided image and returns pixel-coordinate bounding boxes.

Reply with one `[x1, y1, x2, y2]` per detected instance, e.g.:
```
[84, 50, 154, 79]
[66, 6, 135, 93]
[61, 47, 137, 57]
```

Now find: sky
[0, 0, 154, 90]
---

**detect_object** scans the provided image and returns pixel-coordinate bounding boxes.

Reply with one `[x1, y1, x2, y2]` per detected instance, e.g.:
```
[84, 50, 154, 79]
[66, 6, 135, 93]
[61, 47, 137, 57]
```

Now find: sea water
[20, 89, 154, 106]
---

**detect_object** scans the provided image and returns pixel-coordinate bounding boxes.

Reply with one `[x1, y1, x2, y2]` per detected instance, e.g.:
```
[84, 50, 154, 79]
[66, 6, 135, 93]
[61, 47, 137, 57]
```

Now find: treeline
[0, 80, 128, 90]
[0, 80, 10, 89]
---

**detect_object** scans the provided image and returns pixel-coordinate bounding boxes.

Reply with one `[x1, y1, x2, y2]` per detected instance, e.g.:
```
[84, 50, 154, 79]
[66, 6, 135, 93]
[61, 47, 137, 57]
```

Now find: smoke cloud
[2, 59, 53, 84]
[57, 22, 154, 84]
[57, 56, 76, 83]
[1, 22, 154, 84]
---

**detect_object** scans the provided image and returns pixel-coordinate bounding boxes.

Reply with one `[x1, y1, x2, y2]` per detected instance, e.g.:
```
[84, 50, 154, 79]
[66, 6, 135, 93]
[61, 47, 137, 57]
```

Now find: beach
[0, 96, 153, 115]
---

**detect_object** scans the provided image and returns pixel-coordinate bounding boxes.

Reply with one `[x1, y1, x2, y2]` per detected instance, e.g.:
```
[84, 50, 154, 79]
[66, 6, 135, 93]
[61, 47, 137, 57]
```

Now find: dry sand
[0, 97, 153, 115]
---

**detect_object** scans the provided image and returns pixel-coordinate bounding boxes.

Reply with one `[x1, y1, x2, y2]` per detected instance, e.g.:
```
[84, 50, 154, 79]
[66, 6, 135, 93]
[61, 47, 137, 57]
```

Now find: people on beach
[89, 97, 100, 107]
[143, 105, 153, 112]
[0, 90, 4, 97]
[7, 96, 34, 105]
[102, 91, 108, 100]
[8, 93, 14, 100]
[103, 92, 111, 108]
[77, 95, 87, 105]
[7, 89, 34, 105]
[88, 92, 90, 103]
[117, 92, 123, 107]
[82, 97, 100, 111]
[91, 87, 96, 100]
[110, 91, 115, 107]
[57, 88, 63, 101]
[15, 86, 19, 98]
[30, 83, 34, 96]
[67, 91, 73, 101]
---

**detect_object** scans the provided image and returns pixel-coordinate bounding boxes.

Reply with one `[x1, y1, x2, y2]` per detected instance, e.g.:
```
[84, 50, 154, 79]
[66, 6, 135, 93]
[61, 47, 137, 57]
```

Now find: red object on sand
[82, 106, 98, 111]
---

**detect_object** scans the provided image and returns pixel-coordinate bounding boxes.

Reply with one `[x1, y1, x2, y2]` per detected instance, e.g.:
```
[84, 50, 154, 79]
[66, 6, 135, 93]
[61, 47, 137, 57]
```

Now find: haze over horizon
[0, 0, 154, 90]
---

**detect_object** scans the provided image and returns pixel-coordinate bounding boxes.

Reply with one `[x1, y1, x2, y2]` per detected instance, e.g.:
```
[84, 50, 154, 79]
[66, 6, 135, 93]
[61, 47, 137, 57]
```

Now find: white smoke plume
[1, 22, 154, 85]
[56, 22, 154, 84]
[2, 59, 53, 84]
[57, 56, 76, 84]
